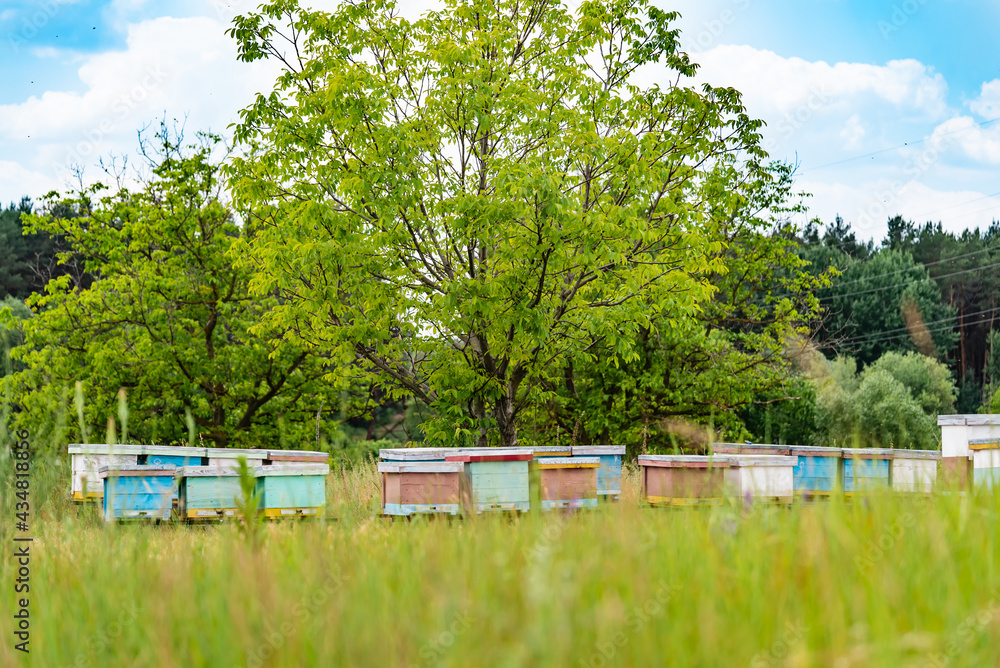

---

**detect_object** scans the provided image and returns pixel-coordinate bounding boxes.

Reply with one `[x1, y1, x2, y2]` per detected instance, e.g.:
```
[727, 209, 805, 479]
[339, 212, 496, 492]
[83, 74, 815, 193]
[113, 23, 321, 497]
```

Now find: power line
[817, 244, 1000, 291]
[819, 259, 1000, 302]
[832, 313, 999, 349]
[798, 115, 1000, 175]
[835, 304, 1000, 346]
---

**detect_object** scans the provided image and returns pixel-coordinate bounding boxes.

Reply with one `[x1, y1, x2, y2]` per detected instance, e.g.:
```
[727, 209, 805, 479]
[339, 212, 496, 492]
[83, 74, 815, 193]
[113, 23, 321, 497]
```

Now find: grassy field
[3, 457, 1000, 667]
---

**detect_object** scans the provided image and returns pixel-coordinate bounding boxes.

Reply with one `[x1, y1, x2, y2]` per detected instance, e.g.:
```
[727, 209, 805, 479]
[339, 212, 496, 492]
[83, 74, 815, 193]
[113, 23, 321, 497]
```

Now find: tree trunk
[494, 393, 518, 449]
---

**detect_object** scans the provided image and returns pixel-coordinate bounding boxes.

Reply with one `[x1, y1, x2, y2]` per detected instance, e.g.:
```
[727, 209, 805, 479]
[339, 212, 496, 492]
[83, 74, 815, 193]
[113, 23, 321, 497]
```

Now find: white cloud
[693, 45, 950, 120]
[0, 15, 281, 202]
[927, 115, 1000, 165]
[840, 114, 865, 150]
[970, 79, 1000, 119]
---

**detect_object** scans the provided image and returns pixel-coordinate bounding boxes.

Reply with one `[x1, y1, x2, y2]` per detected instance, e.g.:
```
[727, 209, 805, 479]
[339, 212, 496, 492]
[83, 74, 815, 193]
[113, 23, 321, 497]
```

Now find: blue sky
[2, 0, 999, 241]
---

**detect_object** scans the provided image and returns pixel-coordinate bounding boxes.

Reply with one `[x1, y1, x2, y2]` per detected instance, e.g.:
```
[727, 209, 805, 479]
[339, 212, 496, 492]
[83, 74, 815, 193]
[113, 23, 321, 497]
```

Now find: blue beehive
[446, 449, 532, 513]
[140, 445, 207, 467]
[176, 466, 244, 521]
[572, 446, 625, 499]
[99, 465, 175, 521]
[842, 448, 893, 494]
[790, 446, 843, 497]
[254, 463, 329, 519]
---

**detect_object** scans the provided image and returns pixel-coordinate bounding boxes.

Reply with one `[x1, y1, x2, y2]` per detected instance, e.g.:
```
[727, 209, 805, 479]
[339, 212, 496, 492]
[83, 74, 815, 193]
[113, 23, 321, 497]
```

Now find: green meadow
[3, 458, 1000, 668]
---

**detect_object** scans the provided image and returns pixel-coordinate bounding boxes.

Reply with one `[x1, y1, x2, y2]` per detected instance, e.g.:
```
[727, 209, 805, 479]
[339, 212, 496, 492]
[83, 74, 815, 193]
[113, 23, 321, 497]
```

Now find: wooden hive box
[532, 445, 574, 459]
[572, 446, 626, 499]
[724, 455, 796, 504]
[445, 449, 532, 514]
[842, 449, 894, 495]
[712, 443, 791, 456]
[379, 447, 449, 462]
[68, 444, 143, 502]
[638, 455, 731, 507]
[264, 449, 330, 468]
[378, 461, 465, 517]
[99, 465, 175, 521]
[176, 467, 244, 521]
[970, 438, 1000, 490]
[253, 463, 329, 518]
[891, 450, 941, 493]
[536, 457, 600, 510]
[140, 445, 207, 467]
[937, 415, 1000, 488]
[788, 446, 843, 498]
[204, 448, 269, 470]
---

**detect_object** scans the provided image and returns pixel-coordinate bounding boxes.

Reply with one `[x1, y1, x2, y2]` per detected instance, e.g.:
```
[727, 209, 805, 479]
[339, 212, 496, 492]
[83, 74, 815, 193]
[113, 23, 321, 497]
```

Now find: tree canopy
[6, 132, 347, 449]
[226, 0, 823, 447]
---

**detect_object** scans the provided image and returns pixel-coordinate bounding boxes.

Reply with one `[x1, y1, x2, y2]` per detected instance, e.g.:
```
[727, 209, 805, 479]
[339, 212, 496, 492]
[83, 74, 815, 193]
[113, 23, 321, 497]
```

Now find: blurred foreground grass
[2, 459, 1000, 667]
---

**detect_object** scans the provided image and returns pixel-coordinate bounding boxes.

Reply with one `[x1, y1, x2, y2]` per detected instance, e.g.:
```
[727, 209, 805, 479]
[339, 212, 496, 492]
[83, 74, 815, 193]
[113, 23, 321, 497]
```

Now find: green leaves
[226, 0, 809, 447]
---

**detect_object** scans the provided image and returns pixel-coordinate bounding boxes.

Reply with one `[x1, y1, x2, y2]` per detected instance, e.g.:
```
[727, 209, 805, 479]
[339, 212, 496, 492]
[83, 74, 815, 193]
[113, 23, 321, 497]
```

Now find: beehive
[446, 450, 532, 513]
[638, 456, 730, 507]
[842, 449, 894, 494]
[140, 445, 207, 467]
[204, 448, 269, 470]
[938, 415, 1000, 489]
[970, 438, 1000, 490]
[68, 444, 143, 502]
[536, 457, 600, 510]
[253, 463, 329, 518]
[379, 447, 449, 462]
[99, 465, 175, 521]
[891, 450, 941, 493]
[378, 461, 465, 516]
[572, 446, 625, 499]
[789, 446, 843, 497]
[532, 445, 574, 459]
[712, 443, 791, 456]
[176, 467, 244, 520]
[725, 455, 796, 504]
[264, 449, 330, 468]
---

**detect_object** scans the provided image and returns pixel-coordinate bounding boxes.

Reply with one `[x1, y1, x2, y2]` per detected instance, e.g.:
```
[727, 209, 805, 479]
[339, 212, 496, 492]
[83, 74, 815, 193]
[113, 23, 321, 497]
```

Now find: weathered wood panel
[99, 466, 174, 521]
[459, 459, 530, 513]
[842, 451, 892, 493]
[539, 460, 598, 510]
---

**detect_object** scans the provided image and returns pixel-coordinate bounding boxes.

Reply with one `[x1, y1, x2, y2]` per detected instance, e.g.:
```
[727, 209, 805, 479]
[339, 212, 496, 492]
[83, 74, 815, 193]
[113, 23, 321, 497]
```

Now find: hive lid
[68, 444, 144, 456]
[253, 464, 330, 477]
[143, 445, 207, 457]
[712, 443, 790, 455]
[446, 448, 533, 463]
[890, 449, 942, 460]
[98, 465, 176, 478]
[175, 466, 242, 478]
[572, 445, 626, 456]
[266, 449, 329, 460]
[842, 448, 896, 458]
[788, 445, 843, 456]
[937, 415, 969, 426]
[379, 447, 449, 461]
[727, 455, 798, 467]
[204, 448, 268, 459]
[377, 461, 465, 474]
[638, 455, 731, 468]
[532, 445, 574, 455]
[536, 457, 601, 468]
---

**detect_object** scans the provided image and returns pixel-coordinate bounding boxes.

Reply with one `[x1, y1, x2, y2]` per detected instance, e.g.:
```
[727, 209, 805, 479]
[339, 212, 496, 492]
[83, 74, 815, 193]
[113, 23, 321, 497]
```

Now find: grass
[3, 457, 1000, 667]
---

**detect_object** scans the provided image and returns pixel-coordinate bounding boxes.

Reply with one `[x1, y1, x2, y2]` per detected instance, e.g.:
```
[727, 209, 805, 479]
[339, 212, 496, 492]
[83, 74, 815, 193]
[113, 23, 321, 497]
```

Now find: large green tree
[7, 133, 346, 449]
[226, 0, 819, 447]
